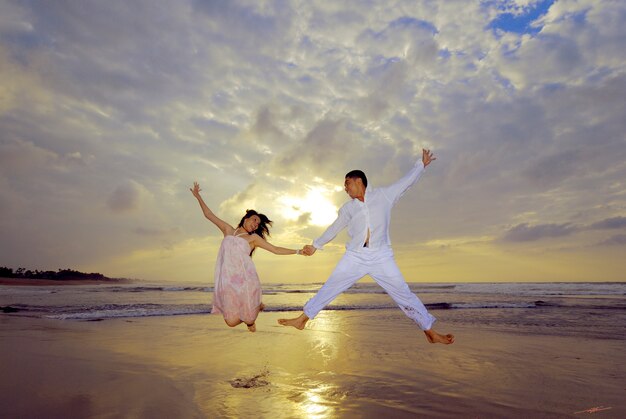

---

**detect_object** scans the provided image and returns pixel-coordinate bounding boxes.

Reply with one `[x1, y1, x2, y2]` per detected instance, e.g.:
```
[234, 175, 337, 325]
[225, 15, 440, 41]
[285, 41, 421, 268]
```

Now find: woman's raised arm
[190, 182, 233, 236]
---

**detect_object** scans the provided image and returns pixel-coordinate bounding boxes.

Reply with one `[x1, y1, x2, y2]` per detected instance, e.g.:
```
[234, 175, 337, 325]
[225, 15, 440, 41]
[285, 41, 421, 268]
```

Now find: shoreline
[0, 277, 132, 286]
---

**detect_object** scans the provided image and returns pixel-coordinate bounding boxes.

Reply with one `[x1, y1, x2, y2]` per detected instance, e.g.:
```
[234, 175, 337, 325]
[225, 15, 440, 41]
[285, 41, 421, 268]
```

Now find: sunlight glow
[278, 185, 340, 226]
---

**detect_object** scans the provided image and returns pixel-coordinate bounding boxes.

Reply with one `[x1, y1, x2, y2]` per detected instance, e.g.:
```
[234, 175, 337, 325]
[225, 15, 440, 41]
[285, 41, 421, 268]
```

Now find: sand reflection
[287, 379, 347, 419]
[301, 385, 331, 417]
[304, 313, 346, 366]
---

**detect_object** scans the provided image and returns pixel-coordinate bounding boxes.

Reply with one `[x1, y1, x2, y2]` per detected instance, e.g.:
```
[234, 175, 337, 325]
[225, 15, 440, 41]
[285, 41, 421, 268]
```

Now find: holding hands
[302, 245, 317, 256]
[296, 245, 316, 256]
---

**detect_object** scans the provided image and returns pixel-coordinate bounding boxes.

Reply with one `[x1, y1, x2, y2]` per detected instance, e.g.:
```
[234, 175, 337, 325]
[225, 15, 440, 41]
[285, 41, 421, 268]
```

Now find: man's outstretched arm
[306, 207, 350, 254]
[382, 149, 435, 204]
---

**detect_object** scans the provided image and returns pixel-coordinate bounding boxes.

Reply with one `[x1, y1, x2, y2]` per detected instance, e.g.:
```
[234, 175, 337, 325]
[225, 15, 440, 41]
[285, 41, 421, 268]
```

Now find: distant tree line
[0, 267, 115, 281]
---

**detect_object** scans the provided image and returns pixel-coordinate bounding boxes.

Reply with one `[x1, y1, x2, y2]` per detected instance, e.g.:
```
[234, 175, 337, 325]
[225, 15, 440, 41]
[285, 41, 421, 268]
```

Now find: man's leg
[278, 251, 367, 329]
[370, 251, 454, 344]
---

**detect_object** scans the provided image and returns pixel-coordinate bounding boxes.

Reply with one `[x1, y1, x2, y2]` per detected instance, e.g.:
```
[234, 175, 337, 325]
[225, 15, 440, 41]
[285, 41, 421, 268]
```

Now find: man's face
[344, 177, 362, 198]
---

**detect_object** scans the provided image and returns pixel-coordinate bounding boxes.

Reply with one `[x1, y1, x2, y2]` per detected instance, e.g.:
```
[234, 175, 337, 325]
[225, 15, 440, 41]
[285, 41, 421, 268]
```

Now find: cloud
[296, 212, 312, 226]
[499, 215, 626, 244]
[107, 181, 143, 213]
[272, 117, 352, 174]
[522, 149, 583, 186]
[0, 138, 57, 174]
[134, 226, 181, 237]
[0, 1, 34, 35]
[590, 216, 626, 230]
[493, 1, 626, 89]
[1, 1, 625, 281]
[500, 222, 578, 242]
[597, 234, 626, 246]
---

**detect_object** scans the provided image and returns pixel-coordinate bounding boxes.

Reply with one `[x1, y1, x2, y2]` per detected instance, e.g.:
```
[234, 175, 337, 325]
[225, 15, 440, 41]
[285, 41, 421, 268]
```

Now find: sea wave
[105, 286, 213, 293]
[45, 304, 212, 320]
[19, 300, 581, 321]
[76, 282, 626, 298]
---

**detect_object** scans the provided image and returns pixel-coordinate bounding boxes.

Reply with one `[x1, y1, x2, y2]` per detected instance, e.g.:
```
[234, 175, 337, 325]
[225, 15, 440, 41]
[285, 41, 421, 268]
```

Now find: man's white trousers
[303, 247, 436, 330]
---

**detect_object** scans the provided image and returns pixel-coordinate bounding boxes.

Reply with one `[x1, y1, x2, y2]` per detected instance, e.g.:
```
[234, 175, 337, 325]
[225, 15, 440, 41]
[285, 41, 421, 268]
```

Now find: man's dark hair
[345, 170, 367, 188]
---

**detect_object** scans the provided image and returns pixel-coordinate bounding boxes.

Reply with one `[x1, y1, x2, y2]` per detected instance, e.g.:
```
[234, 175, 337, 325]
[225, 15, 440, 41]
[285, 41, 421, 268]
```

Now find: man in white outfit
[279, 149, 454, 344]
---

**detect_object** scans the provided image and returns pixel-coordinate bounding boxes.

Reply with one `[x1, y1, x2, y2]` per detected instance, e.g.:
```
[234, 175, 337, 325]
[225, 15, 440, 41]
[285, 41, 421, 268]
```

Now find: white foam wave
[450, 302, 537, 309]
[46, 306, 211, 320]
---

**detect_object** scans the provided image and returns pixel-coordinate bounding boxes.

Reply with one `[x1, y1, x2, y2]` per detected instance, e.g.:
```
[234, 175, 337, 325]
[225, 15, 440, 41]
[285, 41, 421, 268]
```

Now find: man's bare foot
[277, 313, 309, 330]
[247, 323, 256, 332]
[424, 329, 454, 344]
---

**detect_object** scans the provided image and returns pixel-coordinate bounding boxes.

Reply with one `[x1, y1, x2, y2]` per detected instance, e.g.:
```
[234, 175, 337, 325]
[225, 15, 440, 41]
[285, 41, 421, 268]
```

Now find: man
[279, 149, 454, 344]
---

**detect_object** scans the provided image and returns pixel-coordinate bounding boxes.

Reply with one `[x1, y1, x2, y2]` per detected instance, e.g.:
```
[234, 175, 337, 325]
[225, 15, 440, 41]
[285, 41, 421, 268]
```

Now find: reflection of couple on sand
[191, 149, 453, 344]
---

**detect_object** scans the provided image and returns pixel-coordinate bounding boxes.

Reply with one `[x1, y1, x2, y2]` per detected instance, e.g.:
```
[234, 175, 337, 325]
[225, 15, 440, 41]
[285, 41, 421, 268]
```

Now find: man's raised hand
[422, 149, 436, 167]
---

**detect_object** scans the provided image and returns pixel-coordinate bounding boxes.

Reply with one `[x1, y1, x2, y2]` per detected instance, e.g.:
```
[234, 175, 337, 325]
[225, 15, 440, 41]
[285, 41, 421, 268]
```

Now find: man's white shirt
[313, 160, 426, 252]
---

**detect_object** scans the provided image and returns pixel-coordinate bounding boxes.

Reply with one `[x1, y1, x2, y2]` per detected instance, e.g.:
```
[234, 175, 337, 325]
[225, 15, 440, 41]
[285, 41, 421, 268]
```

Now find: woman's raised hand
[190, 181, 202, 198]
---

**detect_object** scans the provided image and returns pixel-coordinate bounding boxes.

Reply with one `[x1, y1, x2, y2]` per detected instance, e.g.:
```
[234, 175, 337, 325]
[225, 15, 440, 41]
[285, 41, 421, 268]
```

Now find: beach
[1, 307, 624, 418]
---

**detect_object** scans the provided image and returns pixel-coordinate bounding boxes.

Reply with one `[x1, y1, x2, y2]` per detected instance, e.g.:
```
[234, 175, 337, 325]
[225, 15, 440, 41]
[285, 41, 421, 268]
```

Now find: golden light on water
[295, 314, 344, 418]
[300, 385, 332, 418]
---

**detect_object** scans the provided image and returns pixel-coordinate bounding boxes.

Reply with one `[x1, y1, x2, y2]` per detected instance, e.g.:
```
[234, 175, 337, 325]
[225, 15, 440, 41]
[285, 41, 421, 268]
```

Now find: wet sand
[1, 311, 624, 418]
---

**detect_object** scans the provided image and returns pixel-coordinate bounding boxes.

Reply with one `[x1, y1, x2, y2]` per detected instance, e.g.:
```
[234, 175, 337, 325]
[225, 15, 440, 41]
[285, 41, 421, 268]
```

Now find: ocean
[2, 281, 626, 417]
[2, 281, 625, 340]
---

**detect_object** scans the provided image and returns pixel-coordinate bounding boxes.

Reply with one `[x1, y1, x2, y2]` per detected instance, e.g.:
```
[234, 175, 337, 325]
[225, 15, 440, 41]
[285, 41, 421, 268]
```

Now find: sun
[278, 185, 340, 226]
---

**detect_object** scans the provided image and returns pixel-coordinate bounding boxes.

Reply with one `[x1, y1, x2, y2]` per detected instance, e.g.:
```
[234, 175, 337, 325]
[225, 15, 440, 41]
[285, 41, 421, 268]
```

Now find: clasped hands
[298, 244, 317, 256]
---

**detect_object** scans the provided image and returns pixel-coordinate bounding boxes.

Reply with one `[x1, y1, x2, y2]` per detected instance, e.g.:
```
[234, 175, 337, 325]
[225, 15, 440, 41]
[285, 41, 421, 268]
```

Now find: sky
[0, 0, 625, 284]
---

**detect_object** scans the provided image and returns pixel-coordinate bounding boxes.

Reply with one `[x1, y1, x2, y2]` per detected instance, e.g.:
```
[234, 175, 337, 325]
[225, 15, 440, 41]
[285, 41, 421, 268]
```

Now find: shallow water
[1, 308, 624, 418]
[1, 281, 625, 340]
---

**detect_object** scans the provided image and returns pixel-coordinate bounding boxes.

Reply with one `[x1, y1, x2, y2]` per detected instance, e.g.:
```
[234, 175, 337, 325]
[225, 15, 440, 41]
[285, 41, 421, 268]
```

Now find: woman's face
[243, 215, 261, 233]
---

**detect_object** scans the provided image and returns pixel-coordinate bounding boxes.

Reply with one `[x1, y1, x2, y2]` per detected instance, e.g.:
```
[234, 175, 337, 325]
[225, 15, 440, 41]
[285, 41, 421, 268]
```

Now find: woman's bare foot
[247, 323, 256, 332]
[277, 313, 309, 330]
[424, 329, 454, 344]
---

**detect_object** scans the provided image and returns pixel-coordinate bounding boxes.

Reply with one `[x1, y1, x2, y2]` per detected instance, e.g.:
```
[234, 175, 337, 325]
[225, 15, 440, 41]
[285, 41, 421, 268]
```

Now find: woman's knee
[224, 317, 241, 327]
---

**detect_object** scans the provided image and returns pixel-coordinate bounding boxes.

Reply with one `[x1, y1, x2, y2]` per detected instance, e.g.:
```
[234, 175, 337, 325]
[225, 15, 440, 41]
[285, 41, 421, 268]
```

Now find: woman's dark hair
[345, 170, 368, 188]
[238, 209, 272, 256]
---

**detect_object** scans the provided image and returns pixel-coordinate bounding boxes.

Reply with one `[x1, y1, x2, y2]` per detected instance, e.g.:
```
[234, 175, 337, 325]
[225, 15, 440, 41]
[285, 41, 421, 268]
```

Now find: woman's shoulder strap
[233, 227, 249, 237]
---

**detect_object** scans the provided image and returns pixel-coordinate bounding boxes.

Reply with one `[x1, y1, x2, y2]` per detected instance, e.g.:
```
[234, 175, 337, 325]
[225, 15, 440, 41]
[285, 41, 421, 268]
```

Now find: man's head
[344, 170, 367, 200]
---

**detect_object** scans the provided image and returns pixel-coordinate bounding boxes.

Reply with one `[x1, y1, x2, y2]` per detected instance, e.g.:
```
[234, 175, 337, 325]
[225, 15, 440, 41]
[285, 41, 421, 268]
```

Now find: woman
[191, 182, 304, 332]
